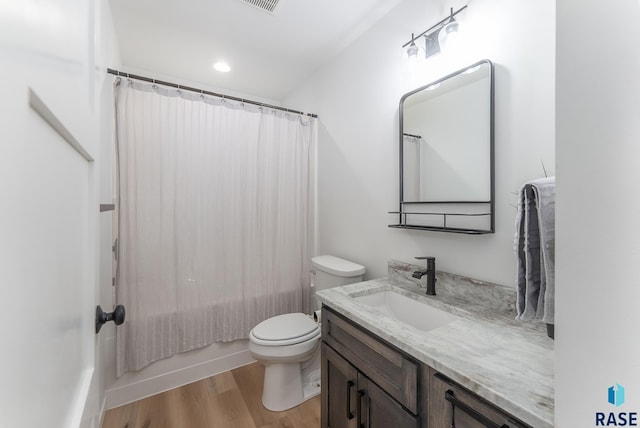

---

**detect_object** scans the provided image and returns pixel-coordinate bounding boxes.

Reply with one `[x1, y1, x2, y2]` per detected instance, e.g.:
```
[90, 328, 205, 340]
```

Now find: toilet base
[302, 368, 321, 402]
[261, 353, 321, 412]
[262, 363, 300, 411]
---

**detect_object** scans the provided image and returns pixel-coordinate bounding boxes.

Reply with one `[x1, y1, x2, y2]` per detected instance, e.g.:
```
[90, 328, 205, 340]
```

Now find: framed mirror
[390, 59, 494, 234]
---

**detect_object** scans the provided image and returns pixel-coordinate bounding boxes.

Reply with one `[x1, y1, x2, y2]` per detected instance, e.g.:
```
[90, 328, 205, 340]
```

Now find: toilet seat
[250, 313, 320, 346]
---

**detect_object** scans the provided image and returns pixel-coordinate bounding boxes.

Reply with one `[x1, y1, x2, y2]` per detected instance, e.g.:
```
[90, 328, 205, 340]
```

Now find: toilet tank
[311, 255, 366, 291]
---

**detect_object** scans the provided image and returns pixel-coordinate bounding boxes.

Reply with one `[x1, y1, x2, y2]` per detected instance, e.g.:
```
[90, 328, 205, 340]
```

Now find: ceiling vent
[237, 0, 284, 15]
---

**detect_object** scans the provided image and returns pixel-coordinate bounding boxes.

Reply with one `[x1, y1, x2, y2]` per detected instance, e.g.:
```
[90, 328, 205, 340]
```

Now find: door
[0, 2, 101, 426]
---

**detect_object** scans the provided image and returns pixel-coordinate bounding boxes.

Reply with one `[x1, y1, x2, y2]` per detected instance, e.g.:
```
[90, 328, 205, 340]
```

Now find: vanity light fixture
[438, 8, 460, 51]
[402, 5, 467, 60]
[407, 33, 419, 60]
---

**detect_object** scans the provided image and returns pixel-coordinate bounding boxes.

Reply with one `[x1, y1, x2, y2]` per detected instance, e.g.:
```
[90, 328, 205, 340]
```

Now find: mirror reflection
[402, 61, 491, 202]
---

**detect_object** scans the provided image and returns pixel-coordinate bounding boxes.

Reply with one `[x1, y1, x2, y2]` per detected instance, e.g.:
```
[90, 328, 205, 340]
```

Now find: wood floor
[102, 362, 320, 428]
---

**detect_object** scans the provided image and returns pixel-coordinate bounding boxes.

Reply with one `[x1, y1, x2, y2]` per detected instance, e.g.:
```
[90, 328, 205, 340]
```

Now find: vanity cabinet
[321, 305, 534, 428]
[321, 307, 419, 428]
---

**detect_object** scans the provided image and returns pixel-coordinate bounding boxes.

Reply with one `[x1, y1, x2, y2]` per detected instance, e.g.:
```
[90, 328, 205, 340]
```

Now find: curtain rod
[107, 68, 318, 118]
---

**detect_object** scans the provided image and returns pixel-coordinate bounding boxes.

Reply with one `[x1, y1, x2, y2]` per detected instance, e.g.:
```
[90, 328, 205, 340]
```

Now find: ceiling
[109, 0, 404, 101]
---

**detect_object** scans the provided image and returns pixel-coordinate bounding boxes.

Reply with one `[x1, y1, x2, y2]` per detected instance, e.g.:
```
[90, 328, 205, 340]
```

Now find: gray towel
[515, 177, 555, 324]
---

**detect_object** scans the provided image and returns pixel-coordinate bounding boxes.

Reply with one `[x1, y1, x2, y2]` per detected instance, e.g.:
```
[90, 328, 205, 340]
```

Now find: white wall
[284, 0, 555, 286]
[556, 0, 640, 426]
[0, 0, 120, 426]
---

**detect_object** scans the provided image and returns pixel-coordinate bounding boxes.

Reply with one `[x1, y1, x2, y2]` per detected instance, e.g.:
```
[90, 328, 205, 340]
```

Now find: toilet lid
[312, 255, 366, 277]
[252, 313, 319, 341]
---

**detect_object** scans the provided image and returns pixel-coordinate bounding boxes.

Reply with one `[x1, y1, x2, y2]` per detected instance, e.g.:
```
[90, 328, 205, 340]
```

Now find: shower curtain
[402, 135, 421, 201]
[113, 78, 316, 375]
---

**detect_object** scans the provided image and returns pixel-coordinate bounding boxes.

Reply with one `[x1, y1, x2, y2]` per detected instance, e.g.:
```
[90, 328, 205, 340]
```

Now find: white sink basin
[353, 289, 460, 332]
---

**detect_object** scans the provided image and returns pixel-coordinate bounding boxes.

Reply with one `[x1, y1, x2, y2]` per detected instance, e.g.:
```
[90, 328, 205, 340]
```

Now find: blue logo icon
[609, 384, 626, 407]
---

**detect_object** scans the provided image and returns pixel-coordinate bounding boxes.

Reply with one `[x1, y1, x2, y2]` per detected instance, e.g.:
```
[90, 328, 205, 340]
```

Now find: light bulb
[438, 19, 459, 51]
[407, 41, 419, 60]
[406, 32, 419, 60]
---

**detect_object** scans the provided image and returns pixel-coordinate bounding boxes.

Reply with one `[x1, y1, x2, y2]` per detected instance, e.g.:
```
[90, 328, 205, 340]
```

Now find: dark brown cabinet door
[358, 374, 420, 428]
[322, 342, 419, 428]
[322, 343, 358, 428]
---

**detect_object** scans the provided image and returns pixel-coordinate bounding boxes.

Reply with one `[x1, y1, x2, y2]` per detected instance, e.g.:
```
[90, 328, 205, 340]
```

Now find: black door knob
[96, 304, 126, 334]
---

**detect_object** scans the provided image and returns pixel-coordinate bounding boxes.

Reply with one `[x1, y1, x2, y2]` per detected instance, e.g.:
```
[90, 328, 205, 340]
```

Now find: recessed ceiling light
[213, 61, 231, 73]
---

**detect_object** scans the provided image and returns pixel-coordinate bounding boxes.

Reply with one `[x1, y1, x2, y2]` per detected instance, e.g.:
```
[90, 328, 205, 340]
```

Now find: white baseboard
[98, 397, 107, 428]
[104, 348, 255, 410]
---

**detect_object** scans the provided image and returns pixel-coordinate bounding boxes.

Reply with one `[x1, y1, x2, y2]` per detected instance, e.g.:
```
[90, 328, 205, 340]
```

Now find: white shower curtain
[114, 79, 316, 375]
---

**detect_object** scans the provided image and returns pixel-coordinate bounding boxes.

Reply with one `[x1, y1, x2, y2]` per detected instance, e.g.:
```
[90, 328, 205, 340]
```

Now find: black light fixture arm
[401, 5, 468, 48]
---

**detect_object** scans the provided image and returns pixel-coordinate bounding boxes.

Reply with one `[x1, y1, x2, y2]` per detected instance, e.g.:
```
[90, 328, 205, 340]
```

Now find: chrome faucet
[412, 256, 437, 296]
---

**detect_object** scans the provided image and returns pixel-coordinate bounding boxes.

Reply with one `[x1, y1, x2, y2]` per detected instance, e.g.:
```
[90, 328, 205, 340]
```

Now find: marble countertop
[316, 261, 554, 428]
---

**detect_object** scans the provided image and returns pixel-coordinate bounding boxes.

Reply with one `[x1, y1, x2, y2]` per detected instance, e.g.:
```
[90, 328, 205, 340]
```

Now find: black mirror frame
[390, 59, 495, 234]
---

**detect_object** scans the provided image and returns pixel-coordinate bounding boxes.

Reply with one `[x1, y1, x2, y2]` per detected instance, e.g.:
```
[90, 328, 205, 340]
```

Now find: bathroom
[1, 0, 639, 427]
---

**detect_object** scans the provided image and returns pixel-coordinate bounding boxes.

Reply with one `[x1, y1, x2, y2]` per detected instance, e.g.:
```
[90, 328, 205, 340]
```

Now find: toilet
[249, 255, 365, 411]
